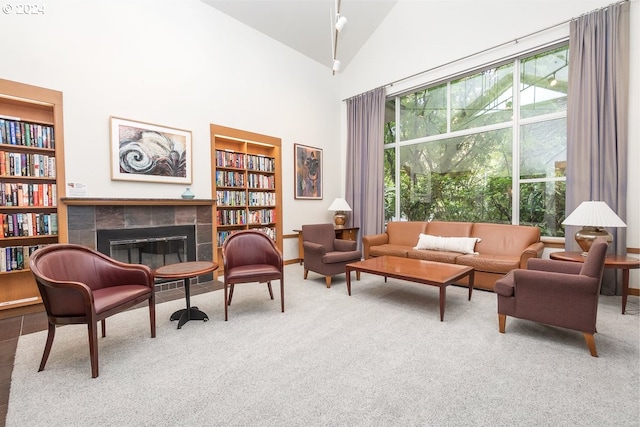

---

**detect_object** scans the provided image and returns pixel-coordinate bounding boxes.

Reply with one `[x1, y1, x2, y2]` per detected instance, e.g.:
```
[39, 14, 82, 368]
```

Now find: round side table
[154, 261, 219, 329]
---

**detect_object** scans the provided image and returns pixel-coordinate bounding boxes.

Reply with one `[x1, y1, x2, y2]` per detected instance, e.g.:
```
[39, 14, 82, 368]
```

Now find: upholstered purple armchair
[29, 244, 156, 378]
[302, 223, 361, 288]
[221, 230, 284, 321]
[495, 239, 608, 357]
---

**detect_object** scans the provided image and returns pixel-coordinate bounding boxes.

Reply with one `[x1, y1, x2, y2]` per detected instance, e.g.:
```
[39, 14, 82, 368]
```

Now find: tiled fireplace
[63, 199, 215, 291]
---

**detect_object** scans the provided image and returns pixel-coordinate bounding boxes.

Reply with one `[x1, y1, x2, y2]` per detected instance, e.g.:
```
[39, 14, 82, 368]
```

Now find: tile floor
[0, 280, 223, 427]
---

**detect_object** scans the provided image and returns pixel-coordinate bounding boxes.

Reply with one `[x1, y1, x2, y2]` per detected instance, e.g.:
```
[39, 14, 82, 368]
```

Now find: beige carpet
[8, 264, 640, 426]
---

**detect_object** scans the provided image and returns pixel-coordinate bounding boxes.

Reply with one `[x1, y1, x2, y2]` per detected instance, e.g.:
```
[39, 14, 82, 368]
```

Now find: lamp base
[333, 212, 347, 227]
[575, 226, 612, 256]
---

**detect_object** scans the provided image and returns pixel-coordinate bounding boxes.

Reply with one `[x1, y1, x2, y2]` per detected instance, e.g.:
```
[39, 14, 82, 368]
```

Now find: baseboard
[630, 288, 640, 297]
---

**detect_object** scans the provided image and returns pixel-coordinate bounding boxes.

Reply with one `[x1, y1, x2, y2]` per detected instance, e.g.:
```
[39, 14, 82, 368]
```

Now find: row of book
[216, 190, 246, 207]
[216, 226, 276, 247]
[0, 244, 47, 272]
[1, 183, 57, 207]
[247, 192, 276, 207]
[1, 212, 58, 238]
[214, 150, 275, 172]
[215, 171, 245, 188]
[216, 209, 246, 226]
[247, 173, 275, 189]
[0, 151, 56, 178]
[0, 119, 55, 149]
[248, 209, 275, 225]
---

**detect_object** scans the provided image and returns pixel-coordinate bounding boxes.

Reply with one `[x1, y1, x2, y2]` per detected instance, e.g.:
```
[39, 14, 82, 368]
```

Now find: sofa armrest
[334, 239, 357, 252]
[518, 241, 544, 268]
[362, 233, 389, 259]
[303, 241, 327, 256]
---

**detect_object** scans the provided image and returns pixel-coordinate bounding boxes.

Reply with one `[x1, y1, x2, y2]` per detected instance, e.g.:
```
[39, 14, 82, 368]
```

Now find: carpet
[7, 264, 640, 426]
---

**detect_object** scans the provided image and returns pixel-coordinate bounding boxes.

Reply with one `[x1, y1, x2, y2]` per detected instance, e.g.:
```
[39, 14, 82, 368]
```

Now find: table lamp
[562, 200, 626, 255]
[328, 197, 351, 227]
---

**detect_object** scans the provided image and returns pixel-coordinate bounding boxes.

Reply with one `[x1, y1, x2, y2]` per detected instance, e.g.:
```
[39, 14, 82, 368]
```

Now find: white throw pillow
[413, 234, 481, 254]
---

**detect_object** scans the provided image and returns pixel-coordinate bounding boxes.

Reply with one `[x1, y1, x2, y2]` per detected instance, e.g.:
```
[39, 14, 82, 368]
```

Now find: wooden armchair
[494, 239, 608, 356]
[29, 244, 156, 378]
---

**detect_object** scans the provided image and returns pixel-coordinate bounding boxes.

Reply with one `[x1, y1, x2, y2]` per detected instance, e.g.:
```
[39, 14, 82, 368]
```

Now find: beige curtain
[566, 1, 630, 295]
[346, 87, 386, 248]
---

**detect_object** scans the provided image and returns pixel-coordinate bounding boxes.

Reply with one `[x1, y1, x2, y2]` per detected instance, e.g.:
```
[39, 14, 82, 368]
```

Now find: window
[384, 45, 568, 237]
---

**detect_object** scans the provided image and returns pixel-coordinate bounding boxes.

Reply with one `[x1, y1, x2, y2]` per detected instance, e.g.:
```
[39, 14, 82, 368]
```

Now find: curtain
[345, 87, 386, 248]
[566, 1, 630, 295]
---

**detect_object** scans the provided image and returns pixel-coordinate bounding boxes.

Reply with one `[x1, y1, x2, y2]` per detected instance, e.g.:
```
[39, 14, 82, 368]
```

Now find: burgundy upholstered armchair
[494, 239, 608, 357]
[29, 244, 156, 378]
[221, 230, 284, 321]
[302, 223, 361, 288]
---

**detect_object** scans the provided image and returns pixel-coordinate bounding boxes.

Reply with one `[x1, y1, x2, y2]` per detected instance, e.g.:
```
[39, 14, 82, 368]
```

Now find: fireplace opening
[97, 225, 196, 270]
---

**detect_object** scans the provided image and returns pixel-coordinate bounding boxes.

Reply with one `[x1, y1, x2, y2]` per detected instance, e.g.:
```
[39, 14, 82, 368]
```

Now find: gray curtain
[566, 1, 629, 295]
[346, 87, 386, 248]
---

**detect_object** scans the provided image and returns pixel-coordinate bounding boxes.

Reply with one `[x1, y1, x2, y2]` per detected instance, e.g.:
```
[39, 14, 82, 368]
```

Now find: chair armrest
[513, 269, 600, 296]
[527, 258, 583, 275]
[303, 241, 327, 256]
[334, 239, 357, 252]
[519, 241, 544, 268]
[362, 233, 389, 259]
[97, 260, 155, 289]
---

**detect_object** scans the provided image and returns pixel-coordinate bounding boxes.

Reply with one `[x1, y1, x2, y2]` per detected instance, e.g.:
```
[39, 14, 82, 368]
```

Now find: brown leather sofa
[362, 221, 544, 291]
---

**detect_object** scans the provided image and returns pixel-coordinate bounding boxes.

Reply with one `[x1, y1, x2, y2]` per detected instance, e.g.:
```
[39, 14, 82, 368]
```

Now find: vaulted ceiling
[201, 0, 398, 71]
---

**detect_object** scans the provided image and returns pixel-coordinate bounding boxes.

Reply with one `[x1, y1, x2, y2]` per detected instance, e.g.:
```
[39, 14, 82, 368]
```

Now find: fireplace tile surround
[64, 201, 215, 291]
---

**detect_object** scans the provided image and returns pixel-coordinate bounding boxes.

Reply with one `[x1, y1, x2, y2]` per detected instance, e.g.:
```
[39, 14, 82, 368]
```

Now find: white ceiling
[201, 0, 398, 71]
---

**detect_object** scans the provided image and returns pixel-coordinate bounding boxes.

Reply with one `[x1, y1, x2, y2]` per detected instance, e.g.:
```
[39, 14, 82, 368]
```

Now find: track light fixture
[330, 0, 346, 75]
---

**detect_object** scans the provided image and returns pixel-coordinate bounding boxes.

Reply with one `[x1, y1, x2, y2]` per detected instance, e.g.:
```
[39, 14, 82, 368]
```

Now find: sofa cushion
[471, 223, 540, 256]
[369, 244, 409, 258]
[407, 249, 461, 263]
[425, 221, 473, 237]
[414, 234, 481, 254]
[456, 254, 520, 274]
[386, 222, 429, 246]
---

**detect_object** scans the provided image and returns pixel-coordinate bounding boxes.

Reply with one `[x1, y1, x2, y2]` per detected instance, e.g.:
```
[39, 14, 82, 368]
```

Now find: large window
[384, 45, 568, 237]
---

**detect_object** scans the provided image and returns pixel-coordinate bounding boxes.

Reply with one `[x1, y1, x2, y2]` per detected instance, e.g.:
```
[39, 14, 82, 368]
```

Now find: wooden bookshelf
[210, 124, 282, 272]
[0, 78, 66, 313]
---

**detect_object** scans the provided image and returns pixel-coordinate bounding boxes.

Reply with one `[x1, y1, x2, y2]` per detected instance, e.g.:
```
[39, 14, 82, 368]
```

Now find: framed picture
[294, 143, 322, 199]
[110, 117, 192, 184]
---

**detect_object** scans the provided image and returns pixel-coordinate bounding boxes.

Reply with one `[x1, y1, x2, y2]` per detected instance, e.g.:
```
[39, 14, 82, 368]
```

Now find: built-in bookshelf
[210, 124, 282, 272]
[0, 78, 66, 314]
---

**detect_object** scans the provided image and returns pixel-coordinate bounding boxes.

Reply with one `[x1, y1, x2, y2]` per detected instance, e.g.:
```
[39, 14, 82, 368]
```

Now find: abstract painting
[294, 143, 322, 199]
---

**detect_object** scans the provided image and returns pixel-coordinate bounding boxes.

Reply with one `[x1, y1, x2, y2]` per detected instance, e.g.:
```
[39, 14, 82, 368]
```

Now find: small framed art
[294, 143, 322, 199]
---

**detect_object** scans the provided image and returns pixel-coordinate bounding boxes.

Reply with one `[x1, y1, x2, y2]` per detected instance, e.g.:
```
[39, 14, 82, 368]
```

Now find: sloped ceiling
[201, 0, 398, 71]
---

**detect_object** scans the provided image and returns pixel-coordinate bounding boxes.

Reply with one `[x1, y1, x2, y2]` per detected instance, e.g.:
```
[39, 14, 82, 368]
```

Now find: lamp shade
[328, 198, 351, 212]
[562, 201, 626, 227]
[562, 201, 626, 255]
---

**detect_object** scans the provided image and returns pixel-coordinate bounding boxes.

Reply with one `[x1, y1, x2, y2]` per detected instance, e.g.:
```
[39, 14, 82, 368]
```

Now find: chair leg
[583, 333, 598, 357]
[267, 281, 274, 299]
[356, 271, 361, 281]
[498, 314, 506, 333]
[38, 322, 56, 372]
[280, 278, 285, 313]
[88, 322, 99, 378]
[101, 319, 106, 338]
[304, 269, 309, 279]
[325, 276, 332, 288]
[224, 283, 229, 321]
[149, 296, 156, 338]
[228, 284, 235, 305]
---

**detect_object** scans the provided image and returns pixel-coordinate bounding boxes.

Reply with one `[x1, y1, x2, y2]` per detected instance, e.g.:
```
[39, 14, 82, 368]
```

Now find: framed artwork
[294, 143, 322, 199]
[110, 117, 192, 184]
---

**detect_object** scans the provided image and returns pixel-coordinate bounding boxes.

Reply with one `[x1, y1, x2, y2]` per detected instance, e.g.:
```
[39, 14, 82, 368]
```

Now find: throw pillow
[413, 234, 481, 254]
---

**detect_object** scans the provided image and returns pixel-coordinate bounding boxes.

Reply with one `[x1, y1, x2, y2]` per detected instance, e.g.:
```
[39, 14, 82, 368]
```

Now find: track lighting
[332, 59, 341, 72]
[335, 15, 347, 32]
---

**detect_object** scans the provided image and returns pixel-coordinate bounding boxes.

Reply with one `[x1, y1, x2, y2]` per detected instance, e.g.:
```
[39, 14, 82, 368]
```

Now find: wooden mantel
[61, 198, 216, 206]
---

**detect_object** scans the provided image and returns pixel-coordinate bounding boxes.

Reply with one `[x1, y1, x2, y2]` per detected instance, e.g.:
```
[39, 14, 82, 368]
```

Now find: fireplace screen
[97, 225, 196, 270]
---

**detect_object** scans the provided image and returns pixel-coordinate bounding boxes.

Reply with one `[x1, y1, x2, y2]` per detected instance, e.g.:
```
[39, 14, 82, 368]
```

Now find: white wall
[0, 0, 343, 260]
[342, 0, 640, 289]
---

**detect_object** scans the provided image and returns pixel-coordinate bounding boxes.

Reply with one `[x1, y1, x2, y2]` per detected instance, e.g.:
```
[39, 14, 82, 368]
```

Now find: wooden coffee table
[345, 256, 474, 321]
